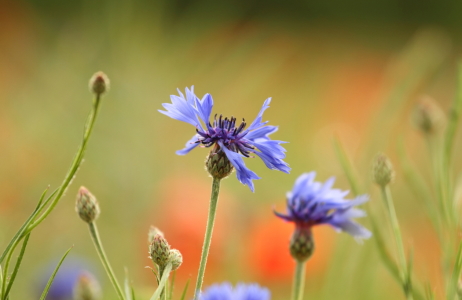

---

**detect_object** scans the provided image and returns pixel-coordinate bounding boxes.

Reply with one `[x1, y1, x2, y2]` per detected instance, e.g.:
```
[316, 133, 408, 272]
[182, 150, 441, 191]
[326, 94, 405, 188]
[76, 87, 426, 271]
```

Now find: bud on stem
[206, 145, 234, 179]
[76, 187, 100, 223]
[372, 153, 394, 187]
[290, 224, 314, 263]
[89, 72, 110, 96]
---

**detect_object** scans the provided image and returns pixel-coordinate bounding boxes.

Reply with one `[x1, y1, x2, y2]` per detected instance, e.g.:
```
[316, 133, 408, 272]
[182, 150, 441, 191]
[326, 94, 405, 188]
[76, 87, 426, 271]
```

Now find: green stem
[380, 185, 412, 299]
[194, 177, 221, 299]
[292, 261, 306, 300]
[27, 95, 102, 233]
[88, 222, 125, 300]
[0, 94, 102, 271]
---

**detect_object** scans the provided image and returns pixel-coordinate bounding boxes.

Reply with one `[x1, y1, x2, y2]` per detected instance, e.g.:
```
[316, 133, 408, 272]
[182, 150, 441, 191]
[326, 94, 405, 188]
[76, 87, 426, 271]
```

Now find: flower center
[195, 114, 255, 156]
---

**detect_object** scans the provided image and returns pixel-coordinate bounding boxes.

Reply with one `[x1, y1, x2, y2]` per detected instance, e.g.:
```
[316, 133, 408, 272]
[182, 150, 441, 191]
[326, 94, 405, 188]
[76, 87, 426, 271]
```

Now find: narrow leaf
[150, 263, 172, 300]
[3, 233, 31, 298]
[333, 136, 361, 195]
[39, 246, 73, 300]
[179, 279, 190, 300]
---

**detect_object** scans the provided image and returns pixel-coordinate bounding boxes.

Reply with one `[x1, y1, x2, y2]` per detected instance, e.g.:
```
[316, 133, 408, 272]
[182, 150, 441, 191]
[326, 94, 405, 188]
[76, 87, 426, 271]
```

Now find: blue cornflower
[159, 87, 290, 191]
[198, 282, 270, 300]
[275, 172, 372, 240]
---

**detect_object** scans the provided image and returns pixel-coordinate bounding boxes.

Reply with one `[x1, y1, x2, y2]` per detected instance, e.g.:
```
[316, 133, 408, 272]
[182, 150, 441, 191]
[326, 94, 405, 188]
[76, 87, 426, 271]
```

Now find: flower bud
[372, 153, 394, 187]
[412, 95, 445, 135]
[206, 145, 233, 179]
[290, 224, 314, 262]
[168, 249, 183, 271]
[76, 187, 100, 223]
[149, 234, 171, 268]
[89, 72, 109, 96]
[148, 226, 164, 245]
[73, 272, 102, 300]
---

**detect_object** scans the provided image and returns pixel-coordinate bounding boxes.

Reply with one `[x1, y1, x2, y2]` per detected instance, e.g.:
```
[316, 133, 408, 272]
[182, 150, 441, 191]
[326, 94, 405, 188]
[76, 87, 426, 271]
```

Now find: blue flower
[198, 282, 270, 300]
[159, 87, 290, 191]
[275, 172, 371, 240]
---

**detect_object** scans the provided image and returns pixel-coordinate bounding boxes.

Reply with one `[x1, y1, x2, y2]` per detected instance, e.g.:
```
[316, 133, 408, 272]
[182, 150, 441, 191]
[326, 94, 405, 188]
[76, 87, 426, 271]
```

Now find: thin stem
[88, 222, 125, 300]
[291, 261, 306, 300]
[194, 177, 221, 299]
[27, 95, 102, 233]
[380, 185, 412, 300]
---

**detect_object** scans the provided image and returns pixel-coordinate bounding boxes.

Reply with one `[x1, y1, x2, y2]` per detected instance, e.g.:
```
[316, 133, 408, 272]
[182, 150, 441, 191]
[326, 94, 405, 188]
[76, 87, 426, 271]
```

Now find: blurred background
[1, 0, 462, 298]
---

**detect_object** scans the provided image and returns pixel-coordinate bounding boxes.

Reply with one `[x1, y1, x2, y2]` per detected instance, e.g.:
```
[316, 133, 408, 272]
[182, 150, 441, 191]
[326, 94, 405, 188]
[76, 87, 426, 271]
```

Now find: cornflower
[275, 172, 371, 300]
[159, 86, 289, 191]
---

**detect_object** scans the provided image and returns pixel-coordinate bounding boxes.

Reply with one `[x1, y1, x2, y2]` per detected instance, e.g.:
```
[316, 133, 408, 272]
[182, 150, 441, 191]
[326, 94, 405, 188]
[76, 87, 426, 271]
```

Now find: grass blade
[124, 268, 133, 300]
[168, 271, 176, 300]
[39, 246, 73, 300]
[179, 279, 190, 300]
[448, 240, 462, 300]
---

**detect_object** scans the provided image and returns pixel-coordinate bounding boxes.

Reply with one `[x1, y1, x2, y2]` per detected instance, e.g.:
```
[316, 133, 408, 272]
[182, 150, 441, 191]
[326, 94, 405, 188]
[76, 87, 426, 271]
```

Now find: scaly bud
[372, 153, 394, 187]
[89, 71, 109, 96]
[149, 234, 171, 268]
[148, 226, 164, 245]
[76, 187, 100, 223]
[168, 249, 183, 271]
[73, 272, 102, 300]
[412, 95, 445, 135]
[206, 145, 233, 179]
[290, 224, 314, 262]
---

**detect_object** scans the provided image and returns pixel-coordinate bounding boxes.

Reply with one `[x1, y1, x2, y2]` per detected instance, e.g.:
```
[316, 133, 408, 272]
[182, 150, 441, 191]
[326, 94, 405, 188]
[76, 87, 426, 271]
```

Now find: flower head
[198, 282, 270, 300]
[275, 172, 371, 241]
[159, 87, 290, 191]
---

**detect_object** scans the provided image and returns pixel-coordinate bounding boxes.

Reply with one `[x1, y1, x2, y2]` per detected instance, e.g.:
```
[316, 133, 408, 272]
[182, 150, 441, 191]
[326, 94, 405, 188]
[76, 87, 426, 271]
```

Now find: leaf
[168, 270, 176, 300]
[150, 263, 172, 300]
[124, 268, 133, 300]
[3, 233, 31, 299]
[39, 246, 73, 300]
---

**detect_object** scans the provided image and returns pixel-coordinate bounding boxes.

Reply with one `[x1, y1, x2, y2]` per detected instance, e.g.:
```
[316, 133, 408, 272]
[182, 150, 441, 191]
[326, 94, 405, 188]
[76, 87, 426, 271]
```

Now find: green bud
[89, 71, 109, 96]
[412, 95, 445, 135]
[149, 234, 171, 268]
[76, 187, 100, 223]
[290, 225, 314, 262]
[168, 249, 183, 271]
[206, 145, 233, 179]
[372, 153, 394, 187]
[73, 272, 101, 300]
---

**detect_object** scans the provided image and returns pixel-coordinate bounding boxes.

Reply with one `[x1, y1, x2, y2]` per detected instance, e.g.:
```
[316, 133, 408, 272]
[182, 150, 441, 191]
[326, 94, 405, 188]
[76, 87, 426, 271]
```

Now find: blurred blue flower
[199, 282, 270, 300]
[275, 172, 371, 240]
[159, 87, 290, 191]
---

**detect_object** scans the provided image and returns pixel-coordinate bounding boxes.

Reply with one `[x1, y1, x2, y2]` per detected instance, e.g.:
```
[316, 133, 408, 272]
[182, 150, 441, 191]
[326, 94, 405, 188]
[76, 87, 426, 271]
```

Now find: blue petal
[195, 93, 214, 128]
[219, 142, 260, 192]
[159, 87, 202, 129]
[176, 135, 200, 155]
[234, 283, 271, 300]
[245, 98, 272, 132]
[253, 150, 290, 173]
[290, 172, 316, 200]
[328, 218, 372, 240]
[199, 282, 233, 300]
[245, 125, 278, 140]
